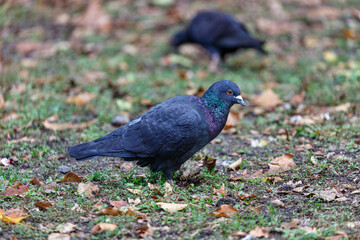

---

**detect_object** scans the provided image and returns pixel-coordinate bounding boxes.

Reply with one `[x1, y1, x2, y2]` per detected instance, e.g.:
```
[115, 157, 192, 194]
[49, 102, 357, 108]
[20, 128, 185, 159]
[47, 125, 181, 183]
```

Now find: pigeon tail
[68, 137, 136, 161]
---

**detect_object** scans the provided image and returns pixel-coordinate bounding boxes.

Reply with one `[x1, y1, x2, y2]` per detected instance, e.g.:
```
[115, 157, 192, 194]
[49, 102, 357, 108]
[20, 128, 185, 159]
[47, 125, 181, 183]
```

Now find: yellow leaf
[0, 213, 29, 224]
[156, 202, 188, 213]
[323, 51, 337, 62]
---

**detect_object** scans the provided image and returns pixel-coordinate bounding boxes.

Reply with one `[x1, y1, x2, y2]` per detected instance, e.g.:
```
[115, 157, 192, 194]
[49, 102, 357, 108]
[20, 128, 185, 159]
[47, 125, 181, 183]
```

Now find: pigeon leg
[208, 53, 220, 73]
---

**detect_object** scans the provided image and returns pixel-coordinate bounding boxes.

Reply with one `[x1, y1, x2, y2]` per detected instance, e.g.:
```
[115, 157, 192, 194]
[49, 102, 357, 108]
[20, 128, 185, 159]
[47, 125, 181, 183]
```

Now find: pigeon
[68, 80, 245, 181]
[172, 10, 266, 72]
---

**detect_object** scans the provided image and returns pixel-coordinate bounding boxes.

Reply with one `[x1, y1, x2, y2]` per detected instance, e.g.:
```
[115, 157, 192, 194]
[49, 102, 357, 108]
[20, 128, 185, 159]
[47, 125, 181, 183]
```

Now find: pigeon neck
[201, 91, 231, 120]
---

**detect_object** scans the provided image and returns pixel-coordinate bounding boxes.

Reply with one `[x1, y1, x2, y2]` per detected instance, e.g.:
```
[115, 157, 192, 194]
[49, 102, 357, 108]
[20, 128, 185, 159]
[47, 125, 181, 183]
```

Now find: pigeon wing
[120, 102, 204, 160]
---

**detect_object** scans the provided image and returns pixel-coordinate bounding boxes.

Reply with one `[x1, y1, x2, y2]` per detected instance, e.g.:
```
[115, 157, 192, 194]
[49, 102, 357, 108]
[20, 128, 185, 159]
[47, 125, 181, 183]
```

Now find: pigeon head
[171, 29, 189, 52]
[202, 80, 245, 107]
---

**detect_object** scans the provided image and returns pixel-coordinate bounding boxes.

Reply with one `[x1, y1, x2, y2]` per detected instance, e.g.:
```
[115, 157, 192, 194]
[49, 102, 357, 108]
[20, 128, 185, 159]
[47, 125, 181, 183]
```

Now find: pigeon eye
[227, 90, 233, 95]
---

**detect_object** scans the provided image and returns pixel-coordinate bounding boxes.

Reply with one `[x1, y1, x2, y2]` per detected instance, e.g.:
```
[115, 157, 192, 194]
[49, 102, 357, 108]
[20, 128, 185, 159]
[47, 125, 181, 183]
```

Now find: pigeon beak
[235, 95, 245, 106]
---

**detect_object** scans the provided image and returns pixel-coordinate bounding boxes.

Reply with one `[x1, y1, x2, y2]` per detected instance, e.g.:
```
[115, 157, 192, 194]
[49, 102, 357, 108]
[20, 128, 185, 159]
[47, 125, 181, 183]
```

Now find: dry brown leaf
[227, 158, 242, 171]
[164, 182, 173, 197]
[156, 202, 188, 213]
[211, 204, 239, 218]
[291, 92, 305, 104]
[34, 201, 53, 211]
[80, 0, 113, 33]
[186, 86, 205, 97]
[48, 233, 70, 240]
[66, 92, 96, 106]
[43, 119, 95, 131]
[0, 93, 4, 109]
[271, 199, 285, 208]
[4, 182, 29, 196]
[135, 224, 154, 238]
[213, 183, 226, 196]
[91, 223, 117, 233]
[230, 169, 263, 181]
[315, 188, 343, 202]
[15, 41, 44, 55]
[95, 207, 121, 216]
[281, 219, 299, 229]
[253, 89, 283, 109]
[224, 110, 240, 130]
[109, 200, 128, 208]
[29, 177, 44, 186]
[56, 222, 77, 233]
[59, 172, 83, 183]
[327, 231, 348, 240]
[249, 226, 269, 238]
[77, 182, 99, 197]
[126, 188, 142, 195]
[268, 153, 296, 175]
[332, 103, 351, 112]
[238, 193, 257, 201]
[203, 156, 216, 172]
[230, 231, 247, 237]
[82, 71, 106, 84]
[1, 112, 22, 123]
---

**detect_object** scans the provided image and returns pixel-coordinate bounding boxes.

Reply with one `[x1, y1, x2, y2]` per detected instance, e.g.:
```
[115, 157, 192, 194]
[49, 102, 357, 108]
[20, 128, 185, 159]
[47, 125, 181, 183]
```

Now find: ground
[1, 0, 360, 239]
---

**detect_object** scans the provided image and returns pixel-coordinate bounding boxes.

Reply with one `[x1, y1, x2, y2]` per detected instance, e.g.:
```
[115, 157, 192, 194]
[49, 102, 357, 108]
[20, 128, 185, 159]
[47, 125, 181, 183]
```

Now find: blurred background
[1, 0, 359, 149]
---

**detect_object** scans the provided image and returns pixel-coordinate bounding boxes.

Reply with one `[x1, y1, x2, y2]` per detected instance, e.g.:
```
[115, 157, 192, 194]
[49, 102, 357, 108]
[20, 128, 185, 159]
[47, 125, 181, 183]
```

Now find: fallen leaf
[227, 158, 242, 171]
[128, 198, 142, 206]
[230, 169, 263, 181]
[224, 111, 240, 130]
[0, 208, 30, 224]
[66, 92, 96, 106]
[59, 172, 82, 183]
[271, 199, 285, 208]
[213, 184, 227, 196]
[135, 224, 154, 238]
[249, 226, 269, 238]
[34, 201, 53, 211]
[48, 233, 71, 240]
[186, 86, 205, 97]
[351, 189, 360, 194]
[323, 51, 337, 62]
[4, 182, 29, 196]
[8, 137, 36, 144]
[15, 41, 44, 55]
[109, 200, 128, 208]
[56, 222, 77, 233]
[126, 188, 142, 195]
[230, 231, 247, 237]
[77, 182, 99, 197]
[291, 92, 305, 104]
[156, 202, 188, 213]
[211, 204, 239, 218]
[315, 188, 343, 202]
[43, 119, 95, 131]
[281, 219, 299, 229]
[91, 223, 117, 233]
[80, 0, 113, 33]
[332, 103, 351, 112]
[253, 89, 283, 109]
[95, 207, 121, 216]
[327, 231, 348, 240]
[164, 182, 173, 197]
[0, 93, 4, 109]
[238, 193, 256, 200]
[1, 112, 22, 123]
[203, 156, 217, 172]
[268, 153, 296, 175]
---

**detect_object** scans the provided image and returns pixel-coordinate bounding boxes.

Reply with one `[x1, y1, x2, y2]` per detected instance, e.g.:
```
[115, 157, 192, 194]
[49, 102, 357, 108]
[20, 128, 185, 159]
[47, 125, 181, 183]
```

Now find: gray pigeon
[172, 11, 266, 71]
[68, 80, 245, 181]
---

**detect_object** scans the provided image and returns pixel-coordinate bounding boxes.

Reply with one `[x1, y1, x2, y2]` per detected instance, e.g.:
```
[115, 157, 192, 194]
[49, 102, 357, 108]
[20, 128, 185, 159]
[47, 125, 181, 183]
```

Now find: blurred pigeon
[68, 80, 245, 182]
[172, 11, 266, 71]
